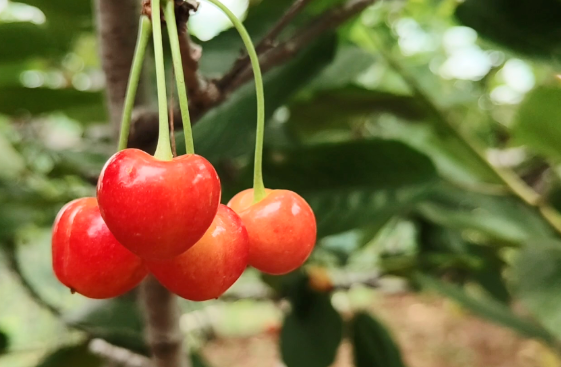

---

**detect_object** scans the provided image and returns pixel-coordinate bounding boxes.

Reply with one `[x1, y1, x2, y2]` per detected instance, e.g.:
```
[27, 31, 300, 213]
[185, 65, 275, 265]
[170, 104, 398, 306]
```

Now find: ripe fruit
[228, 189, 316, 275]
[146, 205, 249, 301]
[97, 148, 221, 260]
[52, 198, 147, 299]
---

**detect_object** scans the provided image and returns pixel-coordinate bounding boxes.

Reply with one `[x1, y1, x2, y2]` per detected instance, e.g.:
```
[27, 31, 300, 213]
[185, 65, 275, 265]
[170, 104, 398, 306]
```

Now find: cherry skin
[52, 197, 147, 299]
[145, 204, 249, 301]
[227, 189, 316, 275]
[97, 148, 221, 260]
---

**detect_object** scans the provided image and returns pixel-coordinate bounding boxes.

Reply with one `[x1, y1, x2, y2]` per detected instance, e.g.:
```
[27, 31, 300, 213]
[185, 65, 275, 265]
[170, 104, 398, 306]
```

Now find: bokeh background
[2, 0, 561, 366]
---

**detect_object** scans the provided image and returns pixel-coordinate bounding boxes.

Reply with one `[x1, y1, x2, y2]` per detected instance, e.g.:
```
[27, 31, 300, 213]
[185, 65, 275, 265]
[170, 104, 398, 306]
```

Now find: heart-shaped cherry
[146, 204, 249, 301]
[228, 189, 316, 275]
[52, 197, 147, 299]
[97, 148, 221, 260]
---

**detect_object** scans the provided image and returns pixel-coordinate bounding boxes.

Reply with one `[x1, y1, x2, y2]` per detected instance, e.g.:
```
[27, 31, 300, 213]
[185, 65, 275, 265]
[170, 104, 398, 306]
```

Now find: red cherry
[52, 198, 147, 299]
[97, 148, 221, 260]
[227, 189, 316, 275]
[146, 205, 249, 301]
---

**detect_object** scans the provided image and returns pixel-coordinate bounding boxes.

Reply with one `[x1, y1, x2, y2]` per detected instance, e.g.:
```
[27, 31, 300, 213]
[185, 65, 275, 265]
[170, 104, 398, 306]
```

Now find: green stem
[204, 0, 266, 203]
[152, 0, 173, 161]
[163, 1, 195, 155]
[367, 30, 561, 236]
[117, 16, 152, 151]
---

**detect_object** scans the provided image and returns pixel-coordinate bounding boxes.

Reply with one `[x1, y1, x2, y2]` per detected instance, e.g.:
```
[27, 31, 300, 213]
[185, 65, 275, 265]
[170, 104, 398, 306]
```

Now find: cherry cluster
[51, 0, 317, 302]
[52, 151, 316, 301]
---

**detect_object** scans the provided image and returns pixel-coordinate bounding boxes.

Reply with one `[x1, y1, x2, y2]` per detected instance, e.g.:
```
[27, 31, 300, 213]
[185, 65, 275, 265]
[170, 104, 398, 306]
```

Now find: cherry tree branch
[127, 0, 376, 148]
[218, 0, 315, 89]
[140, 276, 189, 367]
[94, 0, 147, 131]
[89, 339, 153, 367]
[94, 1, 188, 367]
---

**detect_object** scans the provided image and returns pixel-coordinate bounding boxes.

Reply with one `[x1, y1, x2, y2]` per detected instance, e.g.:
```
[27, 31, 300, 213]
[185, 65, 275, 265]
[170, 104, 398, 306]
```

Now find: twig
[218, 0, 315, 89]
[89, 338, 153, 367]
[257, 0, 314, 50]
[139, 275, 189, 367]
[369, 32, 561, 236]
[222, 0, 376, 94]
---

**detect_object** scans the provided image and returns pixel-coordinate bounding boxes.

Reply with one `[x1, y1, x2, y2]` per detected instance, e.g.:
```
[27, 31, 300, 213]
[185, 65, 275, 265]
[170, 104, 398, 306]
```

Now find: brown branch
[94, 0, 145, 131]
[178, 31, 221, 112]
[139, 276, 189, 367]
[127, 0, 375, 148]
[218, 0, 315, 89]
[89, 339, 153, 367]
[95, 2, 188, 367]
[223, 0, 376, 92]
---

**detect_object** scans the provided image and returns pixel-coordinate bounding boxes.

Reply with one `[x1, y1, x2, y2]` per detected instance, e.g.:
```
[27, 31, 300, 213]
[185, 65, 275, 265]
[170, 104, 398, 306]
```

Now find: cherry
[97, 148, 221, 260]
[146, 204, 249, 301]
[228, 189, 316, 275]
[52, 197, 147, 299]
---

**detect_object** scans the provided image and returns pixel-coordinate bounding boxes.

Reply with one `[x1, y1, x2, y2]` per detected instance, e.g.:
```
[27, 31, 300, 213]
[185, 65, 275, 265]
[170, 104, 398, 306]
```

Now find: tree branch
[223, 0, 375, 92]
[217, 0, 314, 89]
[139, 276, 189, 367]
[94, 0, 146, 131]
[95, 2, 188, 367]
[90, 338, 153, 367]
[127, 0, 375, 148]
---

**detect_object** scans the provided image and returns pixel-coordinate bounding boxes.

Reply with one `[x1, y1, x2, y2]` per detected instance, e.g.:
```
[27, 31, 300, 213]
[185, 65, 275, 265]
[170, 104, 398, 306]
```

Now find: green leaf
[512, 239, 561, 340]
[0, 132, 25, 180]
[377, 120, 501, 185]
[286, 89, 498, 185]
[417, 274, 556, 345]
[416, 218, 510, 303]
[259, 140, 438, 238]
[0, 329, 9, 355]
[305, 43, 376, 91]
[417, 182, 553, 244]
[191, 352, 212, 367]
[19, 0, 92, 19]
[468, 245, 511, 304]
[287, 87, 425, 143]
[65, 297, 147, 354]
[350, 312, 406, 367]
[36, 344, 102, 367]
[455, 0, 561, 60]
[189, 34, 337, 162]
[280, 278, 343, 367]
[0, 22, 73, 63]
[512, 87, 561, 161]
[0, 87, 103, 120]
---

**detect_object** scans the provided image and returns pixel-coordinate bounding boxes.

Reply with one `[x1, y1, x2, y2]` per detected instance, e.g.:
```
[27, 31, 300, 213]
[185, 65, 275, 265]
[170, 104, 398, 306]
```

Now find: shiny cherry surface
[146, 205, 249, 301]
[228, 189, 316, 275]
[97, 148, 221, 260]
[52, 197, 147, 299]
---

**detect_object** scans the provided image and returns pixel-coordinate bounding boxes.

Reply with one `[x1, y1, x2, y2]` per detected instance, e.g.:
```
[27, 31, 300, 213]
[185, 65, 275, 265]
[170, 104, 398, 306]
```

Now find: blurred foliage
[280, 275, 343, 367]
[3, 0, 561, 366]
[351, 312, 406, 367]
[35, 344, 102, 367]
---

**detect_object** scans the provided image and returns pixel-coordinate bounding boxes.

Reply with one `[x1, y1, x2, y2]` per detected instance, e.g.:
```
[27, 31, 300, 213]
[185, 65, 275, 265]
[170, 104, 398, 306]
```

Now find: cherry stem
[203, 0, 266, 203]
[163, 0, 195, 155]
[152, 0, 173, 161]
[117, 15, 152, 152]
